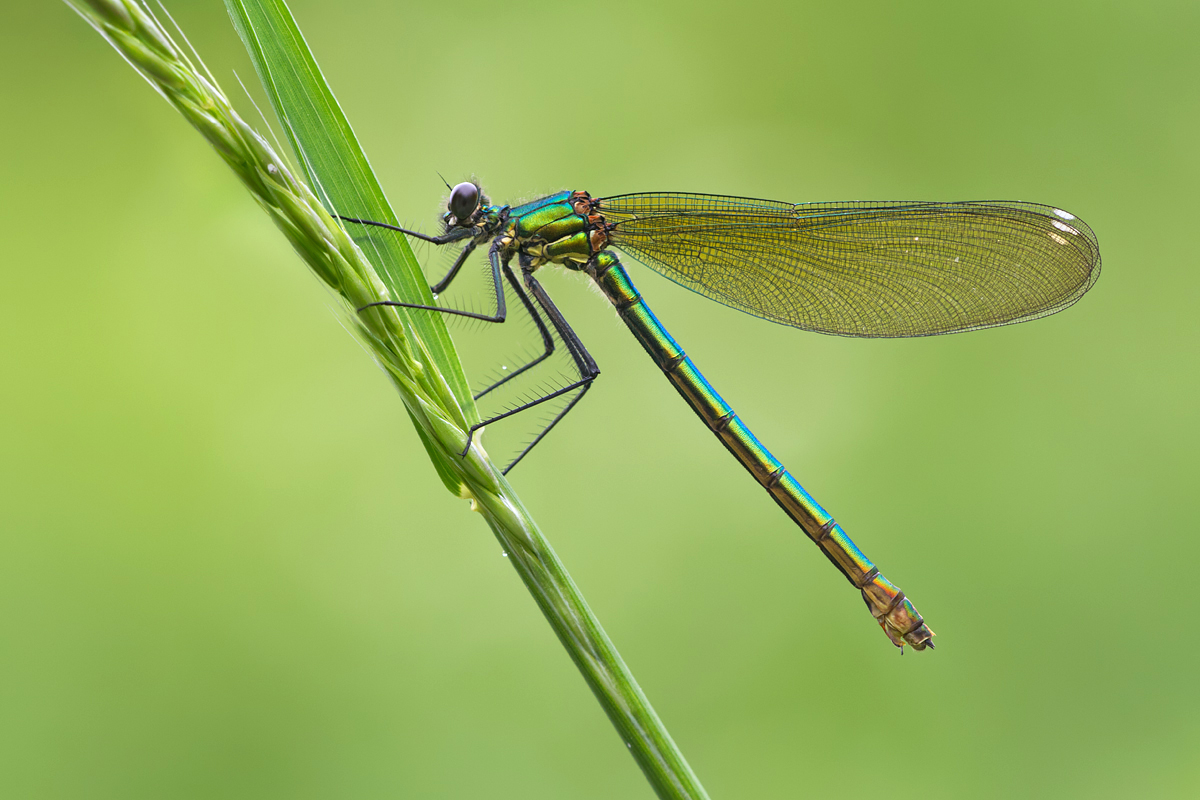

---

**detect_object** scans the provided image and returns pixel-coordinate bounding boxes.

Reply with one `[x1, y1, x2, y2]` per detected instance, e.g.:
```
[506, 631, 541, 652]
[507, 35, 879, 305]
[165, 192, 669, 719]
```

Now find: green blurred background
[2, 1, 1197, 797]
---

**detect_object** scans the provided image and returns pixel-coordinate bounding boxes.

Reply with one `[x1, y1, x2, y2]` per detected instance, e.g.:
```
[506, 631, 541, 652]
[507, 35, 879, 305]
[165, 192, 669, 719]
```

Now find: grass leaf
[226, 0, 477, 428]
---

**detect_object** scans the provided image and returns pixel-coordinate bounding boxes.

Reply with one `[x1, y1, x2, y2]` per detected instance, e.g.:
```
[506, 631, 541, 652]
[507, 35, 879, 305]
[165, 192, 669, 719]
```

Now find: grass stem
[67, 1, 712, 796]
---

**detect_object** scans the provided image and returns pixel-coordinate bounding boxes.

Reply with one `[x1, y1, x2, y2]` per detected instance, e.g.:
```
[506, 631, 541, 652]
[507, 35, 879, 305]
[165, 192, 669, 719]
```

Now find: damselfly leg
[473, 263, 598, 472]
[339, 216, 506, 324]
[476, 266, 556, 401]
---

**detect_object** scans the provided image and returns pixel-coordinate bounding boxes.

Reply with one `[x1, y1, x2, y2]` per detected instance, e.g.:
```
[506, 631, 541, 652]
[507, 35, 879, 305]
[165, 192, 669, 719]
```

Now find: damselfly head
[444, 181, 482, 227]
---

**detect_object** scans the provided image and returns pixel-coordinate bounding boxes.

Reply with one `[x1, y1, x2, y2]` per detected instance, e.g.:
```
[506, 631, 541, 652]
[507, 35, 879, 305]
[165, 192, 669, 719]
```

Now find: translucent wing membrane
[598, 194, 1101, 338]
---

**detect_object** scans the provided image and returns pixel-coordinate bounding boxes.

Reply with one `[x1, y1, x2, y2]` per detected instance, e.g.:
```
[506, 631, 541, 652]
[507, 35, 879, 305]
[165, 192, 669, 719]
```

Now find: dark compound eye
[448, 182, 480, 222]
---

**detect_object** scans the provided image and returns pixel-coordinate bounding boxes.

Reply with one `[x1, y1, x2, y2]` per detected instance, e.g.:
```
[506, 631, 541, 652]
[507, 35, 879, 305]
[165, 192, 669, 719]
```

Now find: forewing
[597, 193, 1100, 338]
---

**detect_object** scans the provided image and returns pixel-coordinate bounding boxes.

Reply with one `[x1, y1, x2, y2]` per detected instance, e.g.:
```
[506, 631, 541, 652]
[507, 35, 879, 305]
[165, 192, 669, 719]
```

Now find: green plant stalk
[67, 1, 712, 797]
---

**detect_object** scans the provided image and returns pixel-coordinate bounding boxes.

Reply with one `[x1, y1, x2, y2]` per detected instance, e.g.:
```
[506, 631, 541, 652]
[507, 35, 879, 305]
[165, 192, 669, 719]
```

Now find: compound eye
[448, 182, 480, 222]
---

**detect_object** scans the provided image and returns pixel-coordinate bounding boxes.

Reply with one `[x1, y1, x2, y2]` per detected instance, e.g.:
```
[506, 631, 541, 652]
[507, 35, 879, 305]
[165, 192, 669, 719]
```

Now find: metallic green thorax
[489, 190, 933, 650]
[490, 191, 599, 269]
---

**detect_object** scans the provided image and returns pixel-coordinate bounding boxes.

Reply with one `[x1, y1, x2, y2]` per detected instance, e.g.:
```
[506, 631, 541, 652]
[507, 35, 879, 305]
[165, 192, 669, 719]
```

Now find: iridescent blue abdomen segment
[588, 251, 933, 649]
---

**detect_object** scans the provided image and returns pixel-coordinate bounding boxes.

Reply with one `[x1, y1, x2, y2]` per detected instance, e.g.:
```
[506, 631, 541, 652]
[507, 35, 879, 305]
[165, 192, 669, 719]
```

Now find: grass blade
[226, 0, 476, 425]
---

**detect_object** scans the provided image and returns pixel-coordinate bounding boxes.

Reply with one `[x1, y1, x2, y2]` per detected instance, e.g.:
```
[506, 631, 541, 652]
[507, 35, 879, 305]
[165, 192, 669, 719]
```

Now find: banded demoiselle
[338, 185, 1101, 651]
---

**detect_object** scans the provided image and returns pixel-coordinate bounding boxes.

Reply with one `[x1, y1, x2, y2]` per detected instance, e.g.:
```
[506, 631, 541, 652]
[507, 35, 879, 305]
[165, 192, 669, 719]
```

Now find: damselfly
[338, 185, 1100, 651]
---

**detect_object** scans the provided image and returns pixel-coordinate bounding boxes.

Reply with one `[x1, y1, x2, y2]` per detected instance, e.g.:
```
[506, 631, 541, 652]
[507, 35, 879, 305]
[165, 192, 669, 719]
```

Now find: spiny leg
[334, 214, 472, 246]
[474, 266, 557, 401]
[463, 269, 600, 474]
[503, 381, 592, 475]
[336, 214, 483, 300]
[497, 271, 601, 473]
[358, 239, 508, 324]
[431, 239, 477, 295]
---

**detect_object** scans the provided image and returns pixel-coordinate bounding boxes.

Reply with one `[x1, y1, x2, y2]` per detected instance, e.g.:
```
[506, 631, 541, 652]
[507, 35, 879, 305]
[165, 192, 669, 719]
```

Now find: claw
[459, 426, 478, 458]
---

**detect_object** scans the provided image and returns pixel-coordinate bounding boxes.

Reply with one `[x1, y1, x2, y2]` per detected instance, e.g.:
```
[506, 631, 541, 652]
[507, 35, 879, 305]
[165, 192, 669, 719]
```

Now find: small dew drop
[914, 236, 920, 241]
[626, 742, 632, 748]
[267, 163, 278, 174]
[502, 365, 508, 370]
[501, 551, 509, 557]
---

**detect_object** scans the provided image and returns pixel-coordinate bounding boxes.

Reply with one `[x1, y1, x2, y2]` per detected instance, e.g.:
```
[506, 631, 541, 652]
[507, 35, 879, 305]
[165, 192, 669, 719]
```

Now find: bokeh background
[3, 1, 1197, 798]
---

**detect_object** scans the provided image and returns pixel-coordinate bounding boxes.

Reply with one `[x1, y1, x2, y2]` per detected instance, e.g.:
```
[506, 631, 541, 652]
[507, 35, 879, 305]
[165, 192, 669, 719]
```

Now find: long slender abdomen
[590, 254, 934, 650]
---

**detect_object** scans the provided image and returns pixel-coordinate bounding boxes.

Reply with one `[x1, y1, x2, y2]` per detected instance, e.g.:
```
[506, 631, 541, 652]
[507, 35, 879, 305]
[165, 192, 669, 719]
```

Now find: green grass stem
[65, 1, 712, 797]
